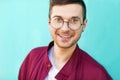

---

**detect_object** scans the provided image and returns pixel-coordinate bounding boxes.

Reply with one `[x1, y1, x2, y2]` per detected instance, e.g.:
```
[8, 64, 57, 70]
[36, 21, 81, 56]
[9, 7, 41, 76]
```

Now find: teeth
[60, 35, 71, 38]
[62, 36, 70, 38]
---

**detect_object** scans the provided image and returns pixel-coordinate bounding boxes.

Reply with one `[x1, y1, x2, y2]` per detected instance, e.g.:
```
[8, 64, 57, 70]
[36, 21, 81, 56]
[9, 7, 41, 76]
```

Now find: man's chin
[56, 42, 73, 49]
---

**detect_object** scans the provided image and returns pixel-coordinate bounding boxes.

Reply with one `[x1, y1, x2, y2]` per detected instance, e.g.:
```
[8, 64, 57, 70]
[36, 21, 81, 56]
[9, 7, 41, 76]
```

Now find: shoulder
[30, 46, 48, 53]
[21, 46, 48, 64]
[79, 49, 112, 80]
[20, 46, 48, 70]
[81, 49, 102, 68]
[29, 46, 47, 56]
[28, 46, 48, 56]
[18, 46, 48, 79]
[80, 49, 105, 71]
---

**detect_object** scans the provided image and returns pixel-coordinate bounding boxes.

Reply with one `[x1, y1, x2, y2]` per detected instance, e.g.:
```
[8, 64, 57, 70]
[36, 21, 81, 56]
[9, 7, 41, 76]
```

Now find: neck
[52, 42, 77, 70]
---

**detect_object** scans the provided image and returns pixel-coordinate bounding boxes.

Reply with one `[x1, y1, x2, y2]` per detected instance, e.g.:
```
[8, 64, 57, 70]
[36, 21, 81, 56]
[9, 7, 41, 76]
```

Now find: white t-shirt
[45, 47, 59, 80]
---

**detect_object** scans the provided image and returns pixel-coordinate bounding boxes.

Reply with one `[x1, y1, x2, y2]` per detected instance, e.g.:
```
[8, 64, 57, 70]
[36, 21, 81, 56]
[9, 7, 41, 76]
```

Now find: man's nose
[60, 21, 70, 31]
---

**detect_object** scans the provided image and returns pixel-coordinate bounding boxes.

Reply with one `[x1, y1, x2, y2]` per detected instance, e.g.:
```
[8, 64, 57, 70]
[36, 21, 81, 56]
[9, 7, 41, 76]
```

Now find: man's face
[49, 4, 87, 49]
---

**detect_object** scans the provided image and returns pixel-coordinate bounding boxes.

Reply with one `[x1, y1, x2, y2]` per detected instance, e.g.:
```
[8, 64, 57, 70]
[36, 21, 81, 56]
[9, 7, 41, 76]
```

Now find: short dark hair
[49, 0, 87, 21]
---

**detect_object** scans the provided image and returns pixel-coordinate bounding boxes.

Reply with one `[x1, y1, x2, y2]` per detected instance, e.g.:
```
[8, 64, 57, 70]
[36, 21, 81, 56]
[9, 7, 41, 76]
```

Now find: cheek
[75, 30, 82, 38]
[49, 27, 56, 37]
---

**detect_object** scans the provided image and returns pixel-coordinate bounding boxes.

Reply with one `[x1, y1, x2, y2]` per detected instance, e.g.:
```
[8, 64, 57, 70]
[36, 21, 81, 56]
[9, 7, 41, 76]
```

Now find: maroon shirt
[18, 41, 112, 80]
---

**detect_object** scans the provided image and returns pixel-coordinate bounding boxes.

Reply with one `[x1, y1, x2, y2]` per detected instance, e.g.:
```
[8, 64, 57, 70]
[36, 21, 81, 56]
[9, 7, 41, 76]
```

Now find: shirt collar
[44, 41, 82, 79]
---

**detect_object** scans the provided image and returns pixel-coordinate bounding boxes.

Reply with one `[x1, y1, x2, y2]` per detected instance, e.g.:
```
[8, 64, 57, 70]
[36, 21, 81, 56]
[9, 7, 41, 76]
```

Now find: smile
[58, 34, 72, 41]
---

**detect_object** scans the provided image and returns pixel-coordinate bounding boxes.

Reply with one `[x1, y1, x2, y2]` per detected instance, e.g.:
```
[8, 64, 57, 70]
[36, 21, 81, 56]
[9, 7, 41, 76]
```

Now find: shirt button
[47, 64, 51, 67]
[46, 64, 51, 71]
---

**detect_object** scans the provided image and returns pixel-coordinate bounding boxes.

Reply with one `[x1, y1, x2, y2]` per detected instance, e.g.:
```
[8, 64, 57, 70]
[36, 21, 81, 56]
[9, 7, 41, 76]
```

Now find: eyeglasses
[49, 16, 83, 30]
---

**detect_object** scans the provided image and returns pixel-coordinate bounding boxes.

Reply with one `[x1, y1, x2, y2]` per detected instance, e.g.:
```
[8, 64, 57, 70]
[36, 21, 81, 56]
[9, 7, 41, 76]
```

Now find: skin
[48, 4, 87, 70]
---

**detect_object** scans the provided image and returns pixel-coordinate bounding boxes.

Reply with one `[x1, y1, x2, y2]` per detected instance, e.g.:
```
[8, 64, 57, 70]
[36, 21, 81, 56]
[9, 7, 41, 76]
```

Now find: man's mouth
[58, 34, 72, 41]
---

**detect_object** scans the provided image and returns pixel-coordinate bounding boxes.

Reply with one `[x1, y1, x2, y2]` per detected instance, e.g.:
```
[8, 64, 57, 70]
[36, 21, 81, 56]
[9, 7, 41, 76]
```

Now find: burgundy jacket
[18, 41, 112, 80]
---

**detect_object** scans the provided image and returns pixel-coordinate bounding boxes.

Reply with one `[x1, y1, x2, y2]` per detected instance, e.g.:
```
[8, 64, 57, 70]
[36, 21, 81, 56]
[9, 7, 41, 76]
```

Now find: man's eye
[71, 18, 79, 23]
[54, 17, 62, 23]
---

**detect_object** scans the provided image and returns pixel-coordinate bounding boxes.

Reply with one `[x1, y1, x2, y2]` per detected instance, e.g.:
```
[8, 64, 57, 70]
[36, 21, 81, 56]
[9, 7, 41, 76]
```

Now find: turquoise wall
[0, 0, 120, 80]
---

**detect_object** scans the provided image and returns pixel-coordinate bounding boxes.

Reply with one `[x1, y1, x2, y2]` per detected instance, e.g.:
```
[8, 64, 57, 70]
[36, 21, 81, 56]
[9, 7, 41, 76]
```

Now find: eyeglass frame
[49, 16, 83, 30]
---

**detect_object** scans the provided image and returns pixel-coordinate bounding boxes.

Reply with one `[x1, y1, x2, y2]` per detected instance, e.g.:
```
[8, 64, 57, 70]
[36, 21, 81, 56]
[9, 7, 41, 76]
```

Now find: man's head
[49, 0, 86, 21]
[48, 0, 87, 49]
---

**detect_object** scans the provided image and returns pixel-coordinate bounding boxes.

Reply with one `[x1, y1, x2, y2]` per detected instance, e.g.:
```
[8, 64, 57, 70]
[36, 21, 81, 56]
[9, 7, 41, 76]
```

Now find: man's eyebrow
[51, 15, 62, 18]
[51, 15, 81, 19]
[71, 16, 81, 19]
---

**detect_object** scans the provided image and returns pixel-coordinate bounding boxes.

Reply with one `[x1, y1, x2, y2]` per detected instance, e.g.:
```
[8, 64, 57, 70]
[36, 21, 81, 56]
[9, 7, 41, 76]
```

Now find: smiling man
[18, 0, 112, 80]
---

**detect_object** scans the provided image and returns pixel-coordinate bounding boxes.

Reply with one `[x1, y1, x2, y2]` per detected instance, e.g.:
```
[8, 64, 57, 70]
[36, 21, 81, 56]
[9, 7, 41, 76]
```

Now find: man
[18, 0, 112, 80]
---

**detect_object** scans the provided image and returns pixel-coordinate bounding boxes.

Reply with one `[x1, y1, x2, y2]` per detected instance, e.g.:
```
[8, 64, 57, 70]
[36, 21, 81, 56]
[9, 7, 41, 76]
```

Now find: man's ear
[82, 19, 88, 32]
[48, 18, 51, 27]
[48, 18, 50, 24]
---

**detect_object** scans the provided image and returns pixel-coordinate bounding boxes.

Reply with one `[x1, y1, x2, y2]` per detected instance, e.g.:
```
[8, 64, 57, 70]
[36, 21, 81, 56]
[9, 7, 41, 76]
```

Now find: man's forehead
[51, 4, 83, 19]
